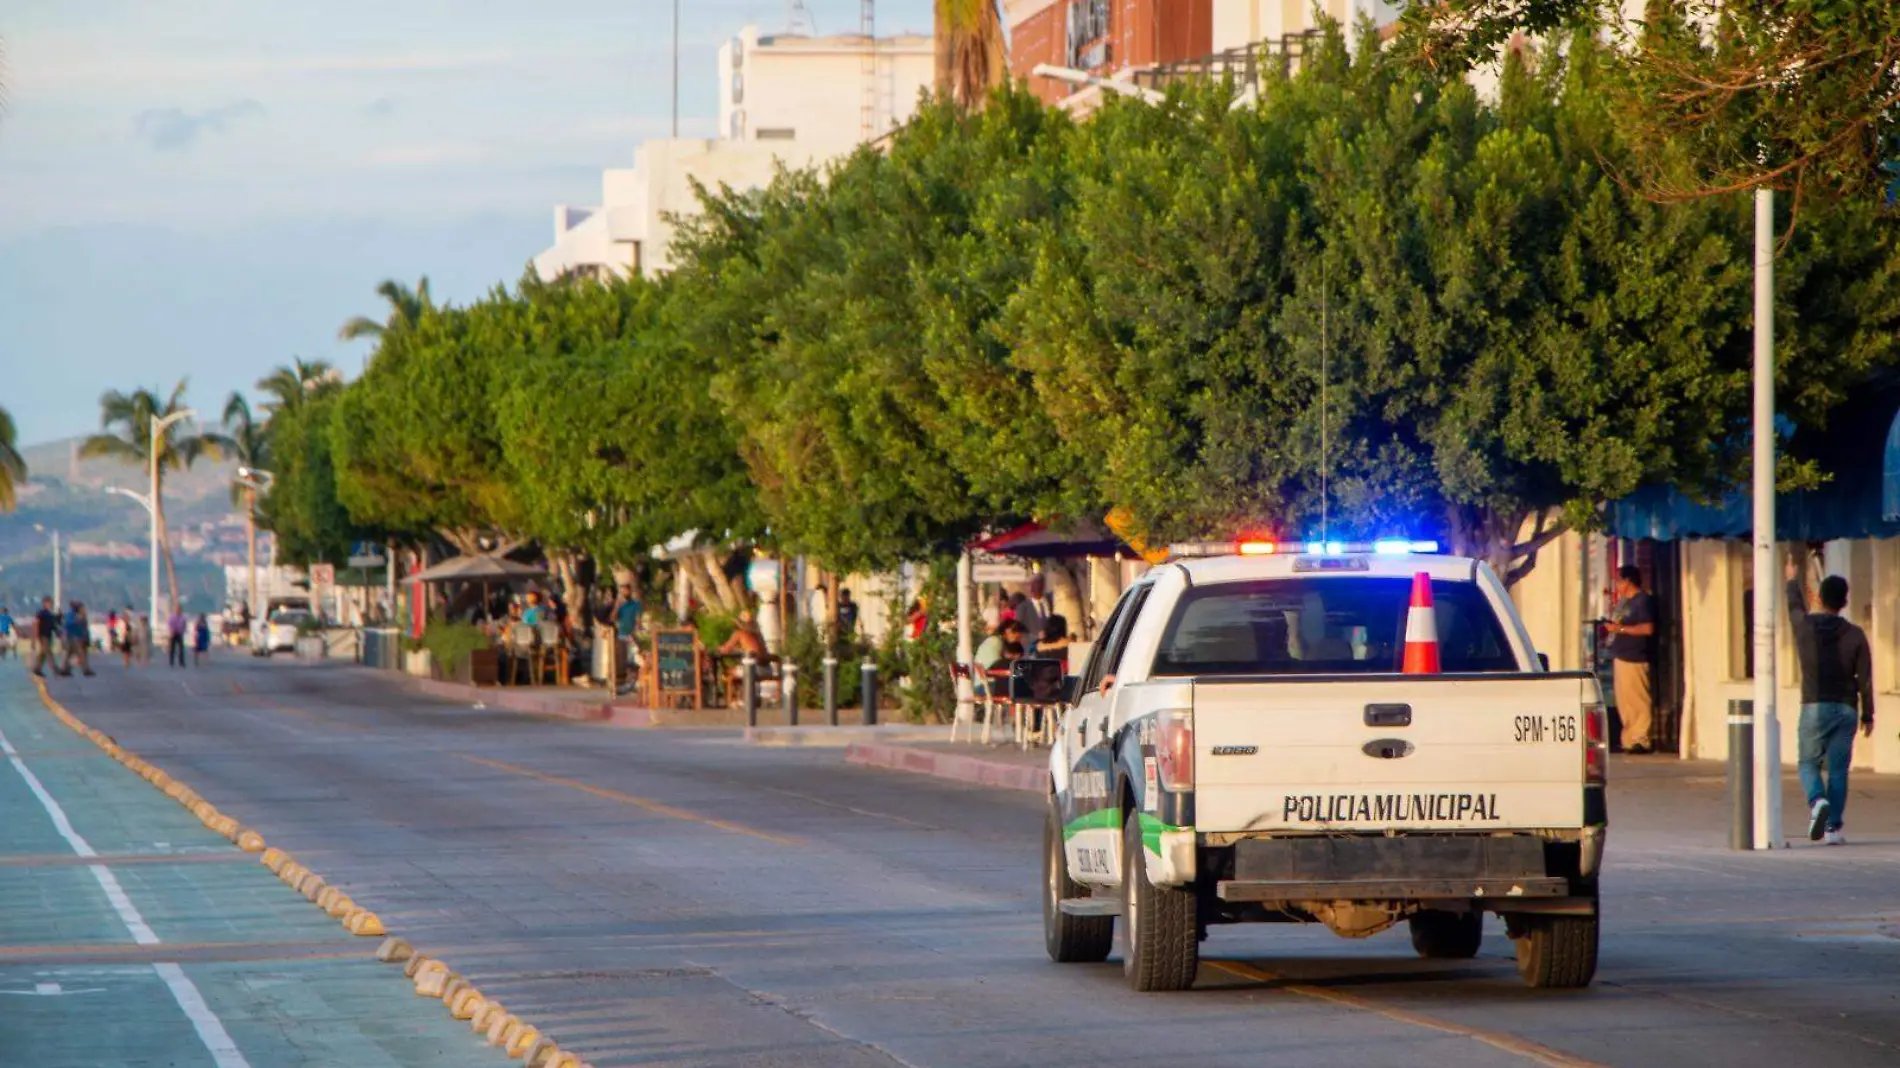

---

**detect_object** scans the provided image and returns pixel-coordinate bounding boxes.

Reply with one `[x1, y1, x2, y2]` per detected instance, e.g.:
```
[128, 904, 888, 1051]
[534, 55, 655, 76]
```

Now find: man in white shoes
[1786, 555, 1875, 845]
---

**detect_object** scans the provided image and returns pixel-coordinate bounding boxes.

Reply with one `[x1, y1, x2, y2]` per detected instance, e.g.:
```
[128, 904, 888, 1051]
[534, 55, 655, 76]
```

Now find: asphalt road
[28, 655, 1900, 1068]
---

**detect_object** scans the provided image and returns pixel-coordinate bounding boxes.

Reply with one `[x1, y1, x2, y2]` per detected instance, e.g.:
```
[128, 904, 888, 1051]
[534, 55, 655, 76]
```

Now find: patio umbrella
[409, 555, 548, 584]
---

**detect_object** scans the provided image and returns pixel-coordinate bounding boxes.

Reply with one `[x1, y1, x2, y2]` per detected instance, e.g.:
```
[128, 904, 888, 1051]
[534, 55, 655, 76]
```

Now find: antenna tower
[861, 0, 877, 141]
[786, 0, 815, 35]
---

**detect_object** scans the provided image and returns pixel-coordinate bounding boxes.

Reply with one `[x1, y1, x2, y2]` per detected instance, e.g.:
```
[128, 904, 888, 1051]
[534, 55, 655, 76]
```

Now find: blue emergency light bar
[1168, 538, 1441, 559]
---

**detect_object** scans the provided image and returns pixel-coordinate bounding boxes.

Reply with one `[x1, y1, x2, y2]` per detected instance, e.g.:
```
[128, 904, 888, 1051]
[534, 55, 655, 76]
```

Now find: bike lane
[0, 669, 497, 1068]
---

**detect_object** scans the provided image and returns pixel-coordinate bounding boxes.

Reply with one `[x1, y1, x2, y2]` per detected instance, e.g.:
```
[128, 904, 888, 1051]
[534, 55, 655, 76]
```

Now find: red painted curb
[844, 742, 1047, 794]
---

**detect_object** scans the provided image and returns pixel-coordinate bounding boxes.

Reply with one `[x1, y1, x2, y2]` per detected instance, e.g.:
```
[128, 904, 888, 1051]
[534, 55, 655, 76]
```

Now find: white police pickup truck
[1042, 543, 1607, 991]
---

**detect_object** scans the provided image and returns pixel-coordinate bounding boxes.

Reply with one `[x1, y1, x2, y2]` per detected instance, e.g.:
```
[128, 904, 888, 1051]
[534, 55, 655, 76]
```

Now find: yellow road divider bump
[413, 963, 451, 998]
[260, 847, 286, 871]
[346, 910, 386, 937]
[472, 1001, 507, 1032]
[449, 987, 485, 1020]
[504, 1023, 539, 1057]
[236, 829, 265, 852]
[325, 895, 356, 919]
[316, 887, 339, 911]
[374, 937, 413, 963]
[544, 1053, 583, 1068]
[522, 1037, 559, 1066]
[212, 816, 241, 839]
[299, 874, 326, 900]
[402, 954, 434, 979]
[438, 976, 468, 1006]
[486, 1012, 518, 1046]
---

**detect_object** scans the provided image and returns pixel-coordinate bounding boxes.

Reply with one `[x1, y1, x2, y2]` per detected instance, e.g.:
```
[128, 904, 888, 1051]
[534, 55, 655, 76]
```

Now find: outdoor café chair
[505, 623, 536, 686]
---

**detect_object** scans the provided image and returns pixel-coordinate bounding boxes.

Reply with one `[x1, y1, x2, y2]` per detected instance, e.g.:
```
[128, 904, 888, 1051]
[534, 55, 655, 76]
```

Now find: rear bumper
[1217, 876, 1569, 903]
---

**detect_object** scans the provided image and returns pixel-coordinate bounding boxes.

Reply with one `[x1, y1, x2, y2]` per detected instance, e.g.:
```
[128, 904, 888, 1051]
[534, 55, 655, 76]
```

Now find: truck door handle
[1098, 717, 1109, 740]
[1365, 703, 1412, 727]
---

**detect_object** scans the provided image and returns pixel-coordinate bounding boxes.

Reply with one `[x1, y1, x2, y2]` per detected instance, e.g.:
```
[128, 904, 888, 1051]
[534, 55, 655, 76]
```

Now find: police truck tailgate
[1191, 674, 1597, 833]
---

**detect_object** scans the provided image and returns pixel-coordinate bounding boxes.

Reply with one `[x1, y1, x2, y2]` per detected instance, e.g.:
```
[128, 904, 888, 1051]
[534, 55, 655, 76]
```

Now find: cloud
[363, 96, 399, 119]
[131, 99, 266, 151]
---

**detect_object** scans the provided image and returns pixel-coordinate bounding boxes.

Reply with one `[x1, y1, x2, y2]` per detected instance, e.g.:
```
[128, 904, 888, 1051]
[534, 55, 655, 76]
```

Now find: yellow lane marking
[459, 755, 803, 847]
[1206, 960, 1609, 1068]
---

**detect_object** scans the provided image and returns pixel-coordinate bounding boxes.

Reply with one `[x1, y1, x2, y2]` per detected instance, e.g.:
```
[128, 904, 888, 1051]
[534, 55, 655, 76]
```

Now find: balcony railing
[1129, 30, 1326, 92]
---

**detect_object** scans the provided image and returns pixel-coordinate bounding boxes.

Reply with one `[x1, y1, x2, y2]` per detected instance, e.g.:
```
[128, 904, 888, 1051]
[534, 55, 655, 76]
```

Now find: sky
[0, 0, 933, 447]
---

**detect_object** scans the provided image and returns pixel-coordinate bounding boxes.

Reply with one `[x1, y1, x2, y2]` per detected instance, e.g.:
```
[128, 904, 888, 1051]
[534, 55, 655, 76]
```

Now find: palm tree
[337, 277, 433, 341]
[0, 406, 26, 512]
[256, 357, 339, 416]
[935, 0, 1005, 111]
[80, 380, 219, 610]
[213, 392, 270, 620]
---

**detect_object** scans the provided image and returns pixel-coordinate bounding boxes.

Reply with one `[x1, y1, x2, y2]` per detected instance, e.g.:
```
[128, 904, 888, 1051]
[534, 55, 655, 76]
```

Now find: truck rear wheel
[1043, 798, 1112, 963]
[1120, 813, 1198, 991]
[1512, 915, 1598, 989]
[1408, 910, 1482, 959]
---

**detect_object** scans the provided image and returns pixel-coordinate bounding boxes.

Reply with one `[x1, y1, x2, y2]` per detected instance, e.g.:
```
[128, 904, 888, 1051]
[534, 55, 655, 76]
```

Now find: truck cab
[1043, 546, 1607, 991]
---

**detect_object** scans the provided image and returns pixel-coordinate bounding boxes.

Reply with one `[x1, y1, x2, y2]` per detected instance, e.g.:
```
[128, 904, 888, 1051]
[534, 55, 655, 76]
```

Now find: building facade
[1006, 0, 1215, 105]
[536, 24, 932, 282]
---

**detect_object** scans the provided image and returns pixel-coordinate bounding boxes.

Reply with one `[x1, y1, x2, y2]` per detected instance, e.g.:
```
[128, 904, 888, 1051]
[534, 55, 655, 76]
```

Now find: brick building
[1005, 0, 1214, 105]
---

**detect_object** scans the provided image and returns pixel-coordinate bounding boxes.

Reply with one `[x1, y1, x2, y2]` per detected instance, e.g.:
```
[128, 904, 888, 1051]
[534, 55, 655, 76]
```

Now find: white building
[536, 24, 933, 282]
[1211, 0, 1402, 54]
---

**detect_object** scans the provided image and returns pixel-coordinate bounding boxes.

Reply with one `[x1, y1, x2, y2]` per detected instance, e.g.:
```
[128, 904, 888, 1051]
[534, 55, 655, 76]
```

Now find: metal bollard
[823, 657, 839, 726]
[1728, 698, 1754, 851]
[782, 662, 799, 726]
[742, 655, 759, 728]
[860, 658, 878, 726]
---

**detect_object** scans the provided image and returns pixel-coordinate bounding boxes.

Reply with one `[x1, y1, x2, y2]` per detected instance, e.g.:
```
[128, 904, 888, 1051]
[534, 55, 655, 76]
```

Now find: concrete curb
[747, 724, 955, 748]
[29, 677, 593, 1068]
[401, 677, 613, 722]
[843, 741, 1047, 793]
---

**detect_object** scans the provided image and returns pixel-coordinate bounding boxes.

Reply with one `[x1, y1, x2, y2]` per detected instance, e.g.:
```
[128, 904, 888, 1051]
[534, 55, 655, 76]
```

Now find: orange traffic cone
[1401, 571, 1440, 674]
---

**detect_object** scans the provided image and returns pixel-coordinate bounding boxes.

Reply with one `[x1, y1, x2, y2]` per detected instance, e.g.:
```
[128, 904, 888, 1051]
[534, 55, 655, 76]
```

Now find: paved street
[10, 655, 1900, 1067]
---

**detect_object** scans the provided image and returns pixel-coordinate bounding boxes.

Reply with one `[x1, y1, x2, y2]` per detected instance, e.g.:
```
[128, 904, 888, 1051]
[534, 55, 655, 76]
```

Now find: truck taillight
[1155, 709, 1193, 792]
[1583, 689, 1608, 784]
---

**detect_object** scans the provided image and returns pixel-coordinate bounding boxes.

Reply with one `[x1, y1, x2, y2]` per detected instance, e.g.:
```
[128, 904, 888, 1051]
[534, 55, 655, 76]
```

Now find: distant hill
[0, 436, 256, 612]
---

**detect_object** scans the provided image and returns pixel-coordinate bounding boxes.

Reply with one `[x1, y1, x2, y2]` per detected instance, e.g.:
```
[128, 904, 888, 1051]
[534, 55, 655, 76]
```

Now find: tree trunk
[680, 555, 720, 617]
[695, 549, 742, 614]
[1443, 505, 1568, 588]
[1044, 559, 1086, 639]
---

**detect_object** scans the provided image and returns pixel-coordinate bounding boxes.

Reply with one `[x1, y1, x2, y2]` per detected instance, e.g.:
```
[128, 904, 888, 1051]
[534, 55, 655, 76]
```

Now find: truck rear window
[1150, 577, 1519, 676]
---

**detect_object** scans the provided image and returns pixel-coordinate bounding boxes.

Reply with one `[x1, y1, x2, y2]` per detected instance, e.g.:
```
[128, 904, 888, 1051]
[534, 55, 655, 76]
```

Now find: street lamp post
[147, 409, 196, 631]
[235, 466, 274, 627]
[32, 524, 60, 606]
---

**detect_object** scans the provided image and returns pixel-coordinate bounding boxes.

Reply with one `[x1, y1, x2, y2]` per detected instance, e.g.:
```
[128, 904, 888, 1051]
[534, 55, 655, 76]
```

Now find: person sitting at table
[1038, 615, 1073, 668]
[975, 619, 1024, 671]
[720, 610, 773, 696]
[522, 591, 546, 627]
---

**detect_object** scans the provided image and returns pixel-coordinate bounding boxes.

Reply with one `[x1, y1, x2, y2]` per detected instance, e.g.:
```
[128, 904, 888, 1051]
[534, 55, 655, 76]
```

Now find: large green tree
[256, 357, 339, 415]
[265, 392, 368, 568]
[337, 277, 433, 342]
[1398, 1, 1900, 209]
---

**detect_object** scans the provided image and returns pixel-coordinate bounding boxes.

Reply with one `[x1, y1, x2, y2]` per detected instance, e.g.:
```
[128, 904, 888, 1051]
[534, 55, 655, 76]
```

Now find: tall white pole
[149, 418, 162, 632]
[51, 531, 61, 607]
[1751, 187, 1781, 849]
[955, 551, 974, 724]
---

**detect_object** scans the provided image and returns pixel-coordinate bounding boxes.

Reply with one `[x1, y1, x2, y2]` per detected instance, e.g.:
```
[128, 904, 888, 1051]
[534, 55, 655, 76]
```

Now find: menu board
[651, 629, 700, 706]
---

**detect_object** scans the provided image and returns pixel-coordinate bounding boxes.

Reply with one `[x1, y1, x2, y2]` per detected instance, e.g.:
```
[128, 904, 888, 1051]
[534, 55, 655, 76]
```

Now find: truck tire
[1120, 812, 1198, 991]
[1512, 915, 1598, 989]
[1409, 910, 1482, 959]
[1043, 798, 1112, 963]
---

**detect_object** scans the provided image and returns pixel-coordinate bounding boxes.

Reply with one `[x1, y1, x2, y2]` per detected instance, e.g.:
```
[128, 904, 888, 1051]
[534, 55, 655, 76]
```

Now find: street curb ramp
[30, 676, 597, 1068]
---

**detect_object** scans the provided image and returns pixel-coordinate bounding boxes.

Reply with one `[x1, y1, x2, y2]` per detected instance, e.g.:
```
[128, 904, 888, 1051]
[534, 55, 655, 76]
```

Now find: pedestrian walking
[192, 614, 212, 666]
[62, 601, 94, 677]
[31, 597, 63, 678]
[115, 607, 135, 667]
[1604, 565, 1656, 754]
[1786, 555, 1875, 845]
[0, 604, 14, 659]
[167, 607, 188, 668]
[836, 588, 860, 640]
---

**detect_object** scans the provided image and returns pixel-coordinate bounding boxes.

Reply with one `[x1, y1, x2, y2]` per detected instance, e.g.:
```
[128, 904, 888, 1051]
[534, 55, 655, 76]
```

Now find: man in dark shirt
[1604, 565, 1656, 754]
[31, 597, 62, 678]
[1786, 556, 1875, 844]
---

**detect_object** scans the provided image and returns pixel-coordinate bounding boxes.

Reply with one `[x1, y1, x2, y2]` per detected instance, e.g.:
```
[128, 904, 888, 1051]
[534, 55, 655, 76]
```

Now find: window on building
[755, 127, 795, 140]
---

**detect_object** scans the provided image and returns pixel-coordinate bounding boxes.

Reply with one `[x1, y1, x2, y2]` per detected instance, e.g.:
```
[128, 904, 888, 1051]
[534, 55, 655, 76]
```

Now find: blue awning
[1610, 395, 1900, 543]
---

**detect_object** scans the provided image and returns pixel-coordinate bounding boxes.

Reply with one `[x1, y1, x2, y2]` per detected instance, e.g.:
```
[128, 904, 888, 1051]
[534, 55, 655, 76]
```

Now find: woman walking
[192, 614, 212, 667]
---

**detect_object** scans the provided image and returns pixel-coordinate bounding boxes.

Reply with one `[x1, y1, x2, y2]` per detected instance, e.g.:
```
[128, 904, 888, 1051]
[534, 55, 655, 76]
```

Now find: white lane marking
[0, 726, 252, 1068]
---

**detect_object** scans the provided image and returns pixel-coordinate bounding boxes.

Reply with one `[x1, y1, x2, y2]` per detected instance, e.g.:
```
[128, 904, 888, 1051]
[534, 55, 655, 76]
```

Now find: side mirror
[1059, 674, 1080, 706]
[1537, 652, 1551, 671]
